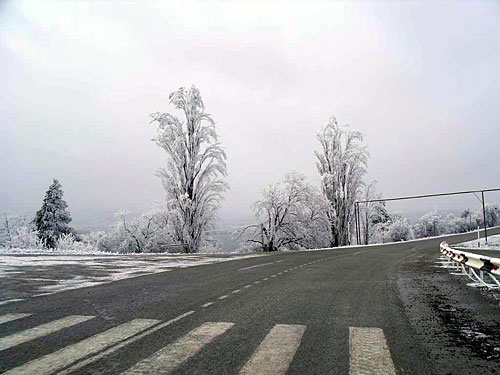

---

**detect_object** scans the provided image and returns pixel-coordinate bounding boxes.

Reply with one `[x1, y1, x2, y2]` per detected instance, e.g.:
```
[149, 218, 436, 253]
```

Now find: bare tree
[315, 116, 368, 247]
[150, 86, 228, 253]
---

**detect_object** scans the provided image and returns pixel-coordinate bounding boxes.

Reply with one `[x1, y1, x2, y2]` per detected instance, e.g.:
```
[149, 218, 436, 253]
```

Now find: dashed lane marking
[244, 285, 252, 288]
[239, 324, 306, 375]
[349, 327, 396, 375]
[0, 299, 24, 306]
[3, 319, 160, 375]
[0, 313, 32, 325]
[202, 302, 214, 308]
[122, 322, 234, 374]
[232, 289, 241, 294]
[218, 295, 228, 300]
[0, 315, 94, 351]
[238, 262, 275, 271]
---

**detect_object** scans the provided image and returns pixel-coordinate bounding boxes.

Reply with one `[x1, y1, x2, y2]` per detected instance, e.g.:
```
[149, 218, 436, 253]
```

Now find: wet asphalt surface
[1, 229, 499, 374]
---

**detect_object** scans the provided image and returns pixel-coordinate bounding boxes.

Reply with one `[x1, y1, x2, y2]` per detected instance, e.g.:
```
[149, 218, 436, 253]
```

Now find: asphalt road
[1, 229, 499, 374]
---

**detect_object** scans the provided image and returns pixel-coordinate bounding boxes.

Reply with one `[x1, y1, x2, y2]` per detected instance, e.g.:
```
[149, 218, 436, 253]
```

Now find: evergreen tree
[35, 179, 74, 248]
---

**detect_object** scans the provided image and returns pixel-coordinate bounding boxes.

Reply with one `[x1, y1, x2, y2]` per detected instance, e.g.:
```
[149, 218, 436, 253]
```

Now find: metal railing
[354, 187, 500, 245]
[439, 242, 500, 290]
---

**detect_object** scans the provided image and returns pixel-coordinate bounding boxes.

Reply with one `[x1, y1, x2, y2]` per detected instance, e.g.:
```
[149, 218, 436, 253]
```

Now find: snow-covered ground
[456, 234, 500, 251]
[0, 251, 261, 302]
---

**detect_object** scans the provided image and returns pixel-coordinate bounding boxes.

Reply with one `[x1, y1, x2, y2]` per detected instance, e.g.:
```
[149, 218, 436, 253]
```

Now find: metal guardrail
[439, 242, 500, 289]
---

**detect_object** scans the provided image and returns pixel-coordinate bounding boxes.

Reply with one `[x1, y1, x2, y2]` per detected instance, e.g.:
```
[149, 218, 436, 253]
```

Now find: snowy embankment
[0, 250, 261, 302]
[455, 234, 500, 251]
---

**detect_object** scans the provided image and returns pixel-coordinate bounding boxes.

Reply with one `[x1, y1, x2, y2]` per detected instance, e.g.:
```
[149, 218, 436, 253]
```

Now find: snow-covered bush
[100, 206, 174, 253]
[1, 213, 42, 249]
[55, 233, 97, 252]
[387, 218, 414, 242]
[484, 203, 500, 227]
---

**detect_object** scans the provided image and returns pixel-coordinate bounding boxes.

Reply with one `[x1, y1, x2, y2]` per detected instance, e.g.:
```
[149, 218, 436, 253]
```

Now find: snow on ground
[0, 251, 262, 301]
[456, 234, 500, 251]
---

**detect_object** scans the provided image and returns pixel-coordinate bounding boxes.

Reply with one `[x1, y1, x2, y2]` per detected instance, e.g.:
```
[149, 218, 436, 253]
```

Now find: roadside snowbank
[456, 234, 500, 251]
[0, 252, 261, 300]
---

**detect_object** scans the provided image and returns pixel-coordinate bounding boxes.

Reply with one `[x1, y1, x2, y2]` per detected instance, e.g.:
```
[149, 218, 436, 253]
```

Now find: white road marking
[57, 311, 194, 375]
[0, 315, 94, 351]
[263, 278, 269, 281]
[275, 260, 284, 263]
[218, 295, 228, 300]
[240, 324, 306, 375]
[244, 285, 252, 288]
[4, 319, 160, 375]
[349, 327, 396, 375]
[232, 289, 241, 294]
[270, 275, 276, 278]
[202, 302, 214, 308]
[0, 299, 24, 306]
[238, 262, 275, 271]
[0, 313, 32, 325]
[122, 322, 234, 374]
[254, 281, 261, 284]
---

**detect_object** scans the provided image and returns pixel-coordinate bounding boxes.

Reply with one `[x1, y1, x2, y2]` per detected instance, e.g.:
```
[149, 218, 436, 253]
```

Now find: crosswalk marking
[239, 324, 306, 375]
[349, 327, 396, 375]
[0, 315, 94, 351]
[0, 313, 32, 325]
[122, 322, 234, 374]
[4, 318, 160, 375]
[57, 311, 195, 375]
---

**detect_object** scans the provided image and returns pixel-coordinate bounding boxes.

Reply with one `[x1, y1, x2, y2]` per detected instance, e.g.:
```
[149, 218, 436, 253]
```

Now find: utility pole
[481, 191, 488, 244]
[354, 203, 359, 245]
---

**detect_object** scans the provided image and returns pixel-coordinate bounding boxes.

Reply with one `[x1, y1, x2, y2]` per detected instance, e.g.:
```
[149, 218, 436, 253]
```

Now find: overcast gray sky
[1, 0, 499, 229]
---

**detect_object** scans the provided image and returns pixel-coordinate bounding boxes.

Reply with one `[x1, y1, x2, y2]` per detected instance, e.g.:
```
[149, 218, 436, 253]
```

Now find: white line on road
[202, 302, 214, 308]
[4, 318, 160, 375]
[239, 324, 306, 375]
[0, 315, 94, 351]
[58, 311, 194, 375]
[238, 262, 275, 271]
[218, 295, 228, 300]
[244, 285, 252, 288]
[254, 281, 261, 284]
[349, 327, 396, 375]
[0, 299, 24, 306]
[263, 278, 269, 281]
[0, 313, 32, 325]
[232, 289, 241, 294]
[122, 322, 234, 374]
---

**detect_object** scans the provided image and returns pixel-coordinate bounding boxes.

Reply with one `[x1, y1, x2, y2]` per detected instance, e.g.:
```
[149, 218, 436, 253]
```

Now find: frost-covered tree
[359, 181, 386, 245]
[245, 171, 329, 252]
[315, 116, 368, 247]
[34, 179, 74, 248]
[101, 206, 173, 253]
[150, 86, 228, 253]
[484, 203, 500, 228]
[0, 213, 41, 249]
